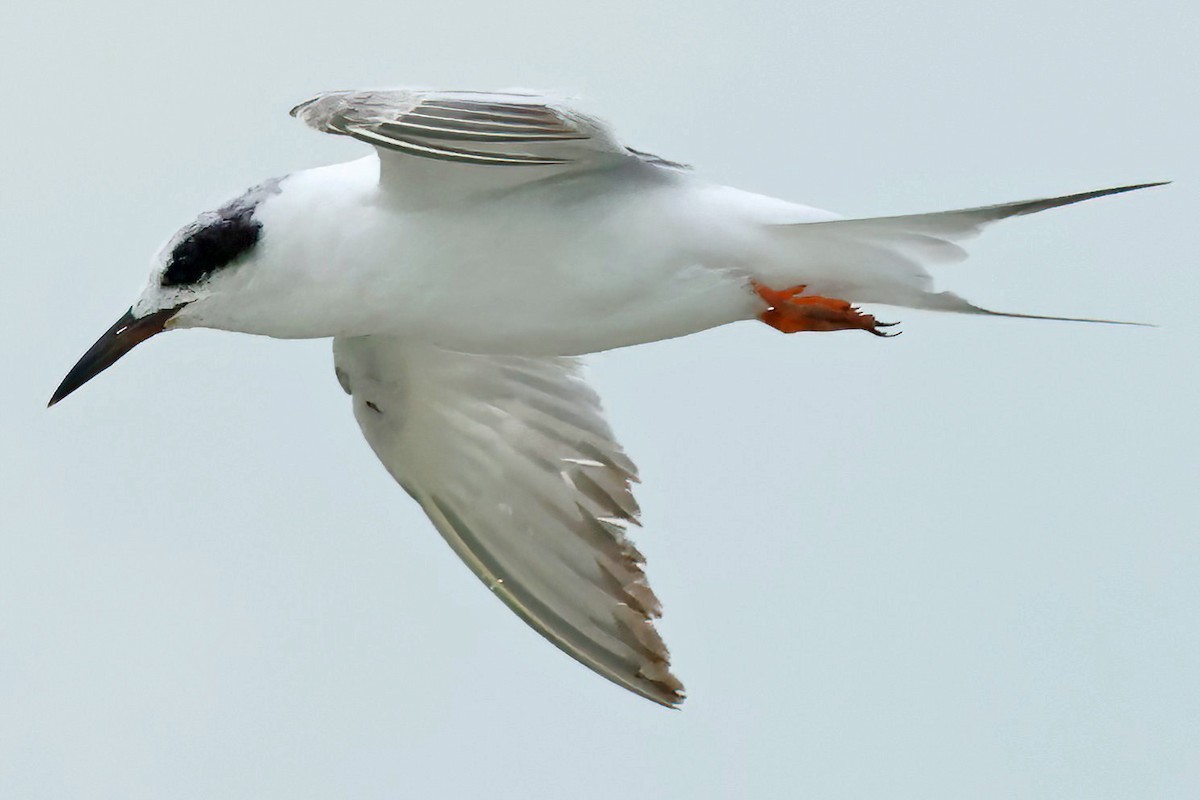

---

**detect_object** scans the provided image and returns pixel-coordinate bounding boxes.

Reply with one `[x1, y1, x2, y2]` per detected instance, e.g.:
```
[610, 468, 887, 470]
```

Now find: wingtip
[642, 681, 687, 709]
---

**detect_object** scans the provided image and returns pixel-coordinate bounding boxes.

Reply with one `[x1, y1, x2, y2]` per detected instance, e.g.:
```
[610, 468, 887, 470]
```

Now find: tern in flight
[50, 87, 1161, 706]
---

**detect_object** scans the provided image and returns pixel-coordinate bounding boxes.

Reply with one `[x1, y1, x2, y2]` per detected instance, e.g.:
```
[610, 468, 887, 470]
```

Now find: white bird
[50, 87, 1161, 707]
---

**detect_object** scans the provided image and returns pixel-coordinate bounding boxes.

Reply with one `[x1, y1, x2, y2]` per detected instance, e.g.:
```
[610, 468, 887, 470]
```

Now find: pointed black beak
[48, 305, 183, 407]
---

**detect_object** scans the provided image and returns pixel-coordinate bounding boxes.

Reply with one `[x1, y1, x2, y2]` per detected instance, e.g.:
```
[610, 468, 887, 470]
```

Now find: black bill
[48, 305, 183, 407]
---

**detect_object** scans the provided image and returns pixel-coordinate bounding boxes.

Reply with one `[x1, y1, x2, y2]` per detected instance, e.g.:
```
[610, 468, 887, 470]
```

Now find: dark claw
[867, 327, 902, 338]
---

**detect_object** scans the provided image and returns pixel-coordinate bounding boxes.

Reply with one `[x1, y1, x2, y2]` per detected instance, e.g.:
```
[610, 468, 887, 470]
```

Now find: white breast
[179, 155, 840, 354]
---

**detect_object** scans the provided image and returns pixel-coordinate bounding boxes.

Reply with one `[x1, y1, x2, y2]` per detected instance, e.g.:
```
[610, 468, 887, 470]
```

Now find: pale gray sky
[2, 1, 1197, 797]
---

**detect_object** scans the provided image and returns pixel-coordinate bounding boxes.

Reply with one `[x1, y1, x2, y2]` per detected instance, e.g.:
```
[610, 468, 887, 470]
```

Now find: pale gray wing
[291, 88, 619, 166]
[290, 88, 682, 203]
[333, 336, 684, 707]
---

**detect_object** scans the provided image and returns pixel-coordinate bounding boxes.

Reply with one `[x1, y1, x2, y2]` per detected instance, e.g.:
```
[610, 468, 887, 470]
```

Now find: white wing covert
[332, 336, 684, 707]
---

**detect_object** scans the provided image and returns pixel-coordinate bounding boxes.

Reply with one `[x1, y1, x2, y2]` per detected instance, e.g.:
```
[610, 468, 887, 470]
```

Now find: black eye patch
[161, 177, 283, 288]
[161, 208, 262, 287]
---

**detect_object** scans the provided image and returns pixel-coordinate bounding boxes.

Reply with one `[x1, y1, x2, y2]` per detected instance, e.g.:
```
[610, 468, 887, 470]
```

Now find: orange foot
[752, 282, 899, 337]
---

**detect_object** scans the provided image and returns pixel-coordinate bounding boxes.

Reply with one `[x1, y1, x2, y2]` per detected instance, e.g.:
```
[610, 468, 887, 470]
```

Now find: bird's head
[48, 179, 282, 407]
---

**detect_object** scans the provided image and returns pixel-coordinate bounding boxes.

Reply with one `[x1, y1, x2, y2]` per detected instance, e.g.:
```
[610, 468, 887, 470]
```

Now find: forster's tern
[50, 87, 1162, 706]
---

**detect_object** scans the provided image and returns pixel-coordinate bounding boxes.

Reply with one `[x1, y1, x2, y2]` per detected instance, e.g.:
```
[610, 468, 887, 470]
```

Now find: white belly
[193, 158, 833, 355]
[377, 200, 760, 354]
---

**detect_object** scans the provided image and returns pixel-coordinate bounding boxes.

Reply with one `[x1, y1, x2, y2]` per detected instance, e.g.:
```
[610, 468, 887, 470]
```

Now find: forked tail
[759, 182, 1167, 326]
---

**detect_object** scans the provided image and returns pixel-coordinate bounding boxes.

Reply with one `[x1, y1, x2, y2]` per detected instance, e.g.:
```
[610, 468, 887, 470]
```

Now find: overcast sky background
[2, 1, 1197, 797]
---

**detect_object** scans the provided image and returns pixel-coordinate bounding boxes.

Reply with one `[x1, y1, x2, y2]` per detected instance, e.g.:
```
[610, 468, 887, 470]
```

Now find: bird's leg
[752, 281, 899, 337]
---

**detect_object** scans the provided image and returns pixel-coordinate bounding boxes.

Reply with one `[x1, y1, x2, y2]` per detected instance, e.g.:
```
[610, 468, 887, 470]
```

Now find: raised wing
[332, 336, 684, 707]
[291, 89, 657, 203]
[291, 89, 623, 166]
